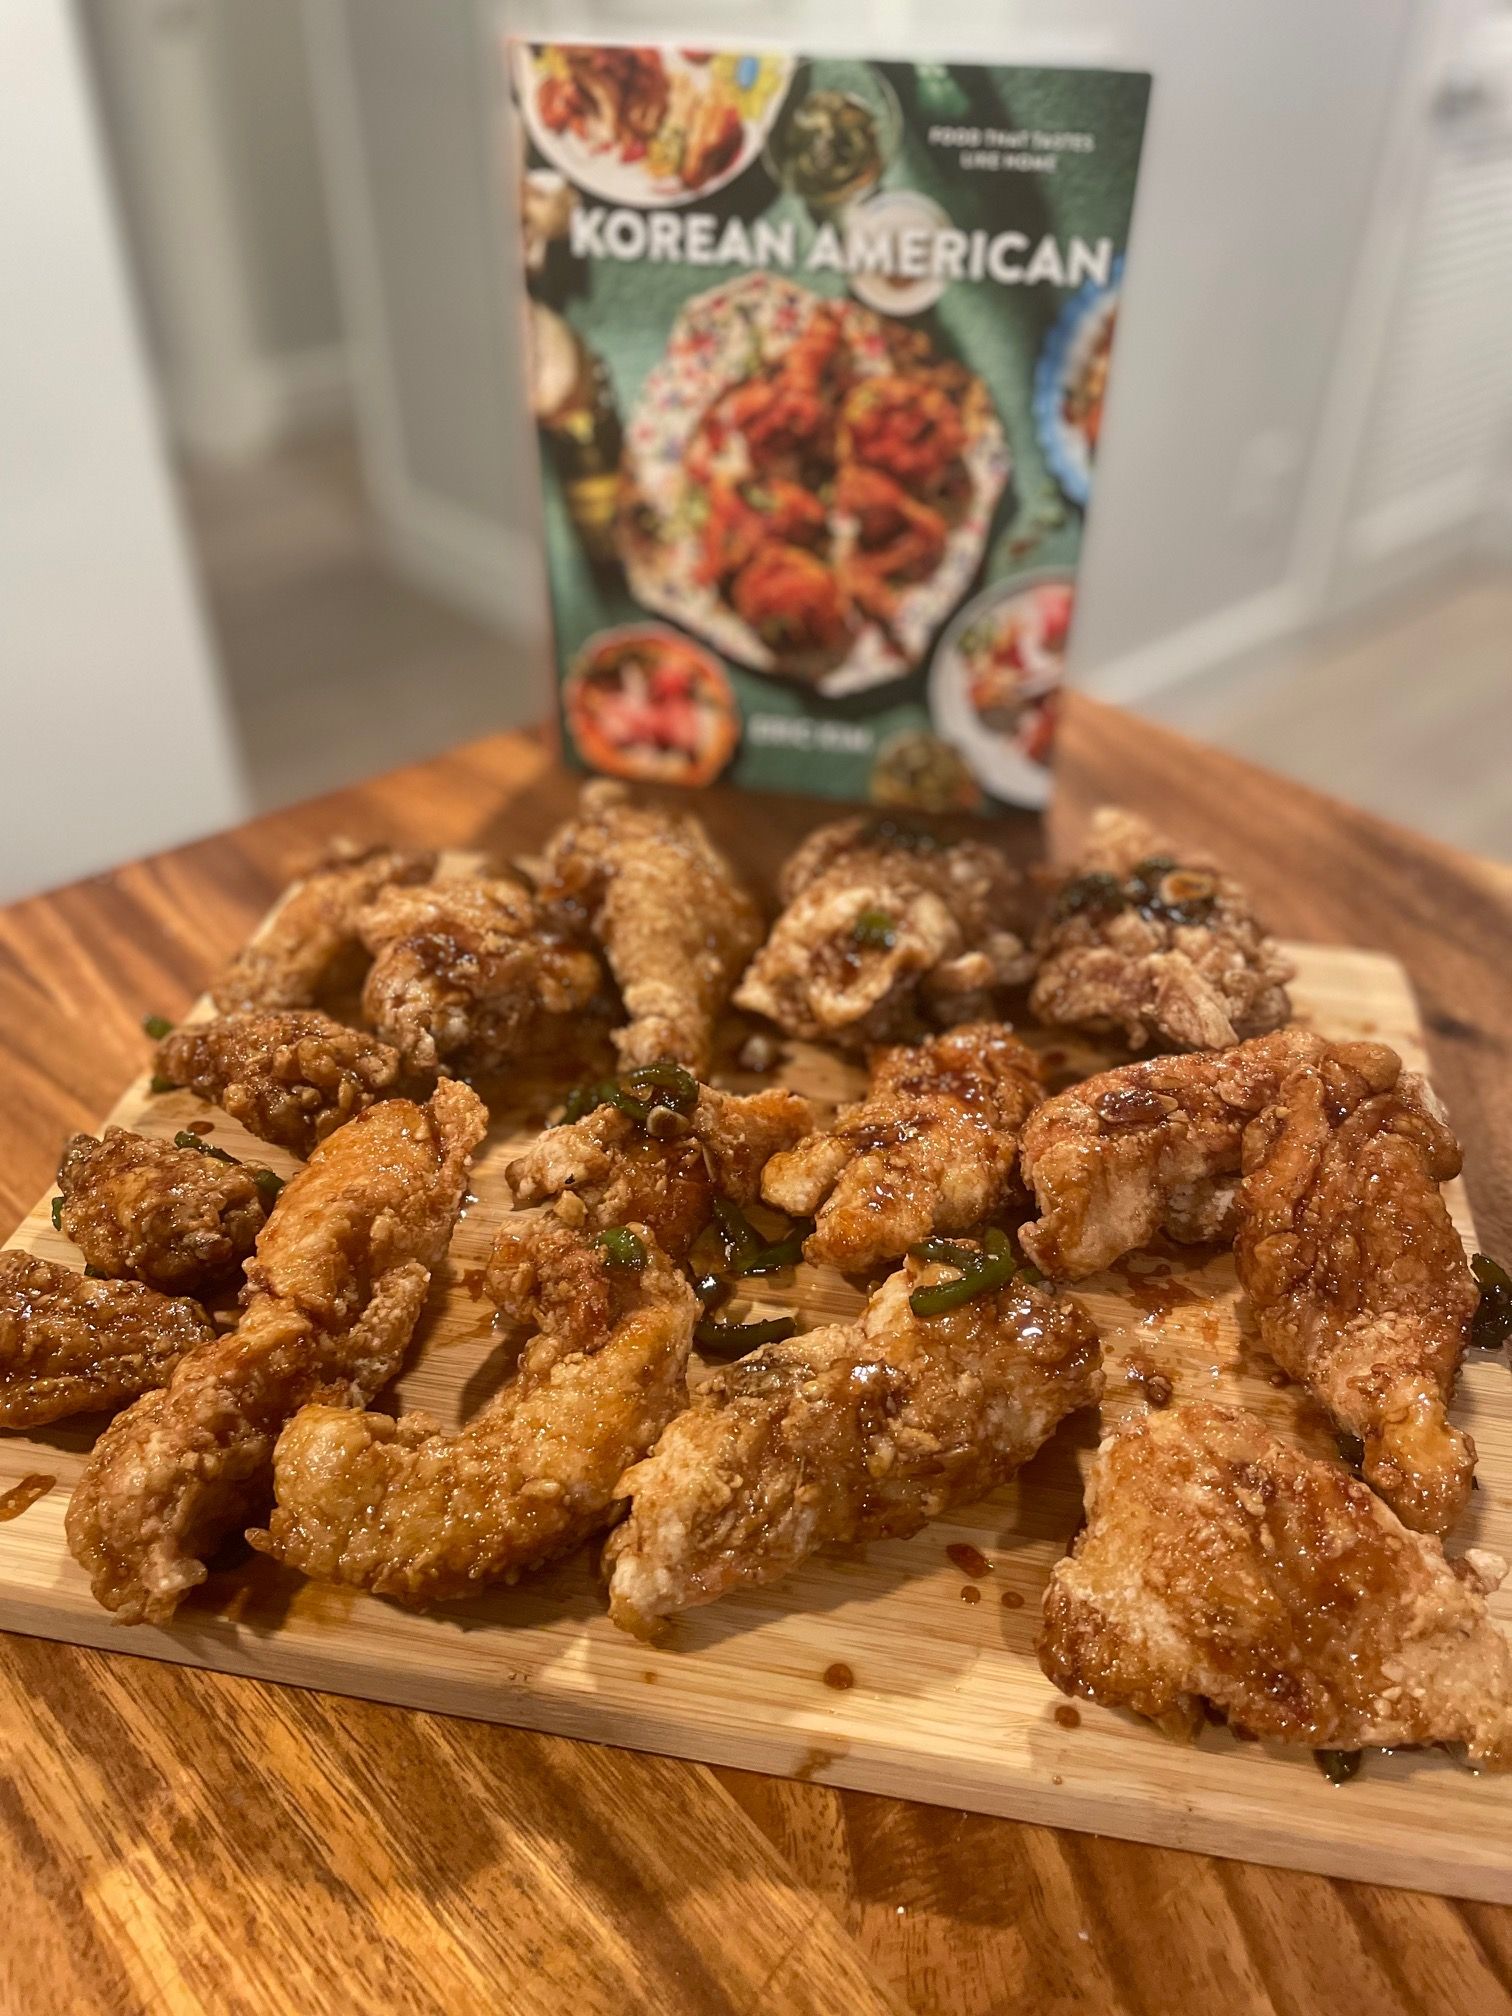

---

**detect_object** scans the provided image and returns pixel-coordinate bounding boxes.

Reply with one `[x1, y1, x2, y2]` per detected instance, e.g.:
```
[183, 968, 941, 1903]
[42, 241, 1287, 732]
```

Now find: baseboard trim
[1073, 581, 1307, 708]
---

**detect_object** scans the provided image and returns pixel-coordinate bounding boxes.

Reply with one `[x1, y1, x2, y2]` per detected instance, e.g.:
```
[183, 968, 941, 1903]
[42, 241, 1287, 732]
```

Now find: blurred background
[3, 0, 1509, 902]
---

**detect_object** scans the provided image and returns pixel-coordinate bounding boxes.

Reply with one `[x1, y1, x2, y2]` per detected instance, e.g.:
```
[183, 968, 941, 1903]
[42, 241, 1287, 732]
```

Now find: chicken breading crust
[0, 1250, 214, 1427]
[535, 781, 762, 1075]
[65, 1081, 486, 1622]
[212, 841, 435, 1013]
[1237, 1052, 1477, 1536]
[735, 817, 1033, 1049]
[761, 1023, 1042, 1272]
[1039, 1403, 1512, 1767]
[56, 1127, 270, 1295]
[155, 1011, 406, 1157]
[252, 1219, 697, 1603]
[1030, 808, 1292, 1052]
[358, 875, 603, 1076]
[1017, 1030, 1392, 1279]
[604, 1250, 1102, 1637]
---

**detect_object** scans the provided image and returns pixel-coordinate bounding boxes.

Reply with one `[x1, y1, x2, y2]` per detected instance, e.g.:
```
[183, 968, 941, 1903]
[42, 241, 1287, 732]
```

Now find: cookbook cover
[510, 43, 1150, 813]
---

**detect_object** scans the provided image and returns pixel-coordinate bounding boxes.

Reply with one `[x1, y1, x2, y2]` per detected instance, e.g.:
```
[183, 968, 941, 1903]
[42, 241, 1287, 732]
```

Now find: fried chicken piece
[1030, 808, 1292, 1051]
[0, 1250, 213, 1427]
[1039, 1403, 1512, 1766]
[56, 1127, 271, 1295]
[501, 1081, 813, 1266]
[252, 1219, 697, 1603]
[605, 1249, 1102, 1636]
[761, 1024, 1042, 1272]
[65, 1081, 487, 1622]
[1017, 1029, 1389, 1279]
[734, 818, 1033, 1049]
[155, 1011, 406, 1157]
[535, 781, 762, 1075]
[1237, 1051, 1477, 1536]
[357, 874, 602, 1076]
[212, 841, 435, 1013]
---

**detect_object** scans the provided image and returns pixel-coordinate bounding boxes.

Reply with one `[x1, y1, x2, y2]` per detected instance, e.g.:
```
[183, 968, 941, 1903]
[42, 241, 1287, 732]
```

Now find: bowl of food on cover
[617, 273, 1010, 697]
[844, 189, 952, 317]
[562, 625, 740, 786]
[869, 728, 984, 814]
[1033, 257, 1121, 509]
[764, 59, 902, 215]
[927, 572, 1073, 809]
[512, 44, 793, 207]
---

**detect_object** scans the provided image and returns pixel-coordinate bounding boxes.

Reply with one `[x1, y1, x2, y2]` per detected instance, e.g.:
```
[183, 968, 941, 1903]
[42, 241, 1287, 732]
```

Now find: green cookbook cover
[509, 42, 1149, 813]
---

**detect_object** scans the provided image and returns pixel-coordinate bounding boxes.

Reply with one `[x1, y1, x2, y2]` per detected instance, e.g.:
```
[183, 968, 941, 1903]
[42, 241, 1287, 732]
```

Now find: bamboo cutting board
[2, 932, 1509, 1903]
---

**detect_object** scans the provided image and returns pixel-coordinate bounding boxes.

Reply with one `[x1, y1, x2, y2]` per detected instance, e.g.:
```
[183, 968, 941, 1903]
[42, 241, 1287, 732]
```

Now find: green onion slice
[596, 1225, 647, 1270]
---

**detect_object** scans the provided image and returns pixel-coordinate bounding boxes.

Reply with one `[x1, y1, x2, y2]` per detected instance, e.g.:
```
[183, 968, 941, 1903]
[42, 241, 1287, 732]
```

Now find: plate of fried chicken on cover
[3, 780, 1512, 1792]
[617, 274, 1010, 695]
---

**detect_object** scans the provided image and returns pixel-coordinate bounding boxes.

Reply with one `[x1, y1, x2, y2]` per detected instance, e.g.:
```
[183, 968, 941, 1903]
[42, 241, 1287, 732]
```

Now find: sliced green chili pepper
[1052, 870, 1126, 922]
[1471, 1252, 1512, 1351]
[622, 1058, 699, 1113]
[50, 1196, 64, 1231]
[908, 1237, 983, 1268]
[596, 1225, 647, 1271]
[694, 1314, 798, 1356]
[83, 1264, 107, 1280]
[733, 1219, 813, 1277]
[693, 1272, 731, 1311]
[175, 1130, 236, 1163]
[148, 1075, 176, 1096]
[851, 908, 898, 950]
[1315, 1749, 1362, 1785]
[908, 1227, 1018, 1318]
[142, 1014, 174, 1041]
[252, 1168, 285, 1203]
[712, 1196, 763, 1270]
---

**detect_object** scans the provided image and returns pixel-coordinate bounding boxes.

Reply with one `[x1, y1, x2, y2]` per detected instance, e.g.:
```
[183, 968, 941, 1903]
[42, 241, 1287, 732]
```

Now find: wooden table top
[2, 695, 1510, 2016]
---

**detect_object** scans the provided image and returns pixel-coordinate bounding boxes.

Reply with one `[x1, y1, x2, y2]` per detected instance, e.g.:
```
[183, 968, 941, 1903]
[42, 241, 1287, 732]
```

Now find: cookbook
[509, 42, 1150, 813]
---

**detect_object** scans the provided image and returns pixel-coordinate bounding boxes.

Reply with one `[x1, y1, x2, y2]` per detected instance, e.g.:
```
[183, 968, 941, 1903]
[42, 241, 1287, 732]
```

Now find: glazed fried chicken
[1237, 1050, 1477, 1536]
[213, 841, 435, 1013]
[1039, 1404, 1512, 1767]
[734, 818, 1034, 1049]
[0, 1250, 213, 1427]
[605, 1248, 1102, 1636]
[66, 1081, 486, 1622]
[761, 1023, 1042, 1272]
[1031, 808, 1292, 1051]
[535, 782, 762, 1075]
[253, 1219, 698, 1603]
[56, 1127, 271, 1295]
[358, 874, 602, 1076]
[1017, 1029, 1385, 1279]
[502, 1081, 813, 1265]
[155, 1011, 405, 1157]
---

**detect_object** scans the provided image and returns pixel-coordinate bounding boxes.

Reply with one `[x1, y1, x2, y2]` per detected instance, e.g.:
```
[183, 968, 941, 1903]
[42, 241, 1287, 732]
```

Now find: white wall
[0, 3, 247, 901]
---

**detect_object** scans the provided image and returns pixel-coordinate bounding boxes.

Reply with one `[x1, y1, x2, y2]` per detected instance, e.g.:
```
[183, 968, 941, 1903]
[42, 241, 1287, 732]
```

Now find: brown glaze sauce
[823, 1662, 854, 1691]
[959, 1586, 981, 1605]
[1000, 1589, 1025, 1610]
[461, 1267, 489, 1302]
[947, 1541, 992, 1579]
[1053, 1705, 1081, 1730]
[185, 1118, 215, 1135]
[0, 1474, 55, 1522]
[1124, 1353, 1174, 1409]
[1120, 1274, 1200, 1316]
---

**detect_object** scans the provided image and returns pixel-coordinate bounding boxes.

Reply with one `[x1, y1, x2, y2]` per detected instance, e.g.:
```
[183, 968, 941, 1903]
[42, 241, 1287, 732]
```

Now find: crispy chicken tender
[212, 841, 435, 1013]
[1031, 808, 1292, 1051]
[357, 874, 603, 1076]
[604, 1250, 1102, 1637]
[56, 1127, 271, 1294]
[1237, 1051, 1477, 1537]
[65, 1081, 486, 1622]
[1017, 1029, 1384, 1279]
[761, 1023, 1042, 1272]
[155, 1011, 406, 1157]
[535, 782, 762, 1075]
[0, 1250, 213, 1427]
[1039, 1403, 1512, 1767]
[734, 818, 1033, 1049]
[501, 1082, 813, 1266]
[252, 1220, 698, 1603]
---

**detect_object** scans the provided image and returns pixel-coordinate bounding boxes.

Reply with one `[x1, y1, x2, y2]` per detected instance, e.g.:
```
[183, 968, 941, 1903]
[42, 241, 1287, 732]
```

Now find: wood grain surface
[1, 696, 1510, 2013]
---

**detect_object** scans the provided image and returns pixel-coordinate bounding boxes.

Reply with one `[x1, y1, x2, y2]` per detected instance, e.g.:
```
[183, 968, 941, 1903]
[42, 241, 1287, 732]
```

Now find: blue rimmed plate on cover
[1032, 254, 1122, 510]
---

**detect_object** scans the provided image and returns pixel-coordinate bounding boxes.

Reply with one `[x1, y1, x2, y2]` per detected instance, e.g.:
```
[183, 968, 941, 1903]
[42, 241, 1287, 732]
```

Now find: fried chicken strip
[252, 1219, 697, 1602]
[1237, 1051, 1477, 1536]
[0, 1250, 213, 1427]
[502, 1081, 813, 1264]
[155, 1011, 406, 1157]
[1039, 1403, 1512, 1767]
[65, 1081, 486, 1622]
[213, 841, 435, 1013]
[735, 817, 1033, 1049]
[56, 1127, 272, 1294]
[535, 781, 761, 1074]
[1031, 808, 1292, 1051]
[358, 875, 602, 1075]
[605, 1249, 1102, 1636]
[1017, 1030, 1392, 1278]
[761, 1023, 1042, 1272]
